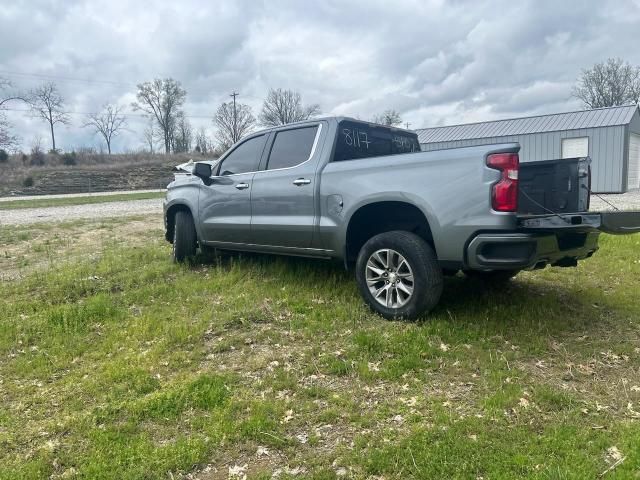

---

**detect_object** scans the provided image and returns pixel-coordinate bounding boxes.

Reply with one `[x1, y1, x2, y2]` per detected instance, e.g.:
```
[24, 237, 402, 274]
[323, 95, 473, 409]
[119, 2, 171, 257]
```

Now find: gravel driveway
[0, 198, 163, 226]
[589, 190, 640, 211]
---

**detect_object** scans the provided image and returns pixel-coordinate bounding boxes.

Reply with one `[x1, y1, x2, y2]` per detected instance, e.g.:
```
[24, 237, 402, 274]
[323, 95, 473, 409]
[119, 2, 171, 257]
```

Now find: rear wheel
[464, 269, 519, 283]
[355, 231, 443, 320]
[172, 210, 197, 262]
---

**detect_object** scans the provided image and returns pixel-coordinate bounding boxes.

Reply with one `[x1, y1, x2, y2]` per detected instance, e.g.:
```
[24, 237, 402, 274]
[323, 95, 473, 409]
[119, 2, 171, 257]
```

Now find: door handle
[235, 183, 249, 190]
[293, 178, 311, 186]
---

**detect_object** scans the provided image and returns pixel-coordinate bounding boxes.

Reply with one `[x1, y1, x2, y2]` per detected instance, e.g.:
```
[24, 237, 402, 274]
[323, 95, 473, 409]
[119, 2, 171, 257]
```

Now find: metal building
[416, 105, 640, 193]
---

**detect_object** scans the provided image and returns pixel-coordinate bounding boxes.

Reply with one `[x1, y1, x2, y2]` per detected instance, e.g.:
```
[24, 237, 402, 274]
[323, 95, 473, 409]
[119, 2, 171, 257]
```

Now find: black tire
[172, 210, 197, 263]
[355, 231, 443, 320]
[464, 269, 519, 283]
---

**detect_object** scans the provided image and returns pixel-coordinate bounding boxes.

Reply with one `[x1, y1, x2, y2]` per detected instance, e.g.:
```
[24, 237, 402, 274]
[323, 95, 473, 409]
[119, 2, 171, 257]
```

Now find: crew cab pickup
[164, 117, 640, 319]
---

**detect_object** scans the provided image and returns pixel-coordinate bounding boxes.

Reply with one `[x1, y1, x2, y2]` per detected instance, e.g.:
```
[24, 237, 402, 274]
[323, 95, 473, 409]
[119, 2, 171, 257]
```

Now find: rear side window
[267, 126, 318, 170]
[333, 120, 420, 162]
[218, 135, 265, 175]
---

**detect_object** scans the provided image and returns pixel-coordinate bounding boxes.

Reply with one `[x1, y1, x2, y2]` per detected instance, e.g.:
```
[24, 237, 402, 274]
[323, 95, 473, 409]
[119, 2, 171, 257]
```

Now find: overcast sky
[1, 0, 639, 153]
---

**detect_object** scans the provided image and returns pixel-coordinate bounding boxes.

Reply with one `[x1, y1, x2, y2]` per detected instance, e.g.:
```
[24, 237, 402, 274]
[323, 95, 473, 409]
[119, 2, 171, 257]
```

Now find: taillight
[487, 153, 519, 212]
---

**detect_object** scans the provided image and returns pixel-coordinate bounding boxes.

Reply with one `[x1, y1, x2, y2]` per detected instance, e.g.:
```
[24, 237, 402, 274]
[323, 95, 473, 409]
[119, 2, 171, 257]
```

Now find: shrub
[22, 176, 34, 187]
[0, 149, 8, 163]
[29, 147, 46, 166]
[61, 151, 77, 166]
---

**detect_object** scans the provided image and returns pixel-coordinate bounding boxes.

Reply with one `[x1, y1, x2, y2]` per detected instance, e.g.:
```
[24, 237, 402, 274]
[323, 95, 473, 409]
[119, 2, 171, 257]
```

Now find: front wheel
[355, 231, 443, 320]
[172, 210, 197, 263]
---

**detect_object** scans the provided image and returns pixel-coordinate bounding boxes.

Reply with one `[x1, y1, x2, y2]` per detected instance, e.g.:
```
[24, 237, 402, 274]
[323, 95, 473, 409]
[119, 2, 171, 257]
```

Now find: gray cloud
[1, 0, 639, 152]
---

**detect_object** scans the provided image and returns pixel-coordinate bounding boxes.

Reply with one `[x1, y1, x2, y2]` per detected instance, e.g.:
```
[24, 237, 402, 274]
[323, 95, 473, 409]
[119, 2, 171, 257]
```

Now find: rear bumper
[466, 231, 600, 270]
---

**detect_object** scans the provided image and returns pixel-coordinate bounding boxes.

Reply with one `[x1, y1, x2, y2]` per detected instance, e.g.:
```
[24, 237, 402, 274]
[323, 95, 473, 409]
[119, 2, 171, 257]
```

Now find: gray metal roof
[416, 105, 639, 144]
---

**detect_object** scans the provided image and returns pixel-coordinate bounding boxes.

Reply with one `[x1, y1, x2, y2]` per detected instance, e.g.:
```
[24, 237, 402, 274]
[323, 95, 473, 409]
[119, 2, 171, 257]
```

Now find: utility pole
[230, 91, 239, 142]
[405, 122, 411, 130]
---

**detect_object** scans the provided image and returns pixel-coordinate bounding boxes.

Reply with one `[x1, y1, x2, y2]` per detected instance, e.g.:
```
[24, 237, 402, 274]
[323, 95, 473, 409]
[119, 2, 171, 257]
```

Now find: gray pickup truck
[164, 117, 639, 319]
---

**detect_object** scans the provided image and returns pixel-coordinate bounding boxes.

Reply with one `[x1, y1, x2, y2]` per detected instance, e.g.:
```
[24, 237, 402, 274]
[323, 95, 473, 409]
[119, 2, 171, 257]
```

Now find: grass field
[0, 192, 165, 210]
[1, 216, 639, 479]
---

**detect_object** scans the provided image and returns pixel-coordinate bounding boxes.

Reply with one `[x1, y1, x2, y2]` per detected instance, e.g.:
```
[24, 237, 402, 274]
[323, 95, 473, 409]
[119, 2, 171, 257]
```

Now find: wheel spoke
[397, 280, 412, 296]
[373, 250, 388, 269]
[374, 283, 389, 299]
[366, 264, 386, 277]
[397, 273, 413, 282]
[387, 250, 397, 270]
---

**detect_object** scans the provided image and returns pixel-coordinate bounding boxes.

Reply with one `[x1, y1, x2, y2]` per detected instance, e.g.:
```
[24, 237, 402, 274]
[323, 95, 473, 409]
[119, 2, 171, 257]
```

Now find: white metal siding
[561, 137, 589, 158]
[420, 125, 627, 192]
[416, 105, 638, 143]
[628, 133, 640, 190]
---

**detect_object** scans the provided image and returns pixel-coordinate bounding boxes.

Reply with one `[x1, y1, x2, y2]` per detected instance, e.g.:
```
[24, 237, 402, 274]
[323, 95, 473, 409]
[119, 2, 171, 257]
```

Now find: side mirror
[193, 162, 212, 178]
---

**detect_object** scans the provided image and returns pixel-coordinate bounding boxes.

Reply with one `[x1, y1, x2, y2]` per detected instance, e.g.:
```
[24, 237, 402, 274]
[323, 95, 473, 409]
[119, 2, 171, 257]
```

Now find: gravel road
[0, 189, 164, 203]
[0, 198, 163, 226]
[589, 190, 640, 211]
[0, 191, 638, 227]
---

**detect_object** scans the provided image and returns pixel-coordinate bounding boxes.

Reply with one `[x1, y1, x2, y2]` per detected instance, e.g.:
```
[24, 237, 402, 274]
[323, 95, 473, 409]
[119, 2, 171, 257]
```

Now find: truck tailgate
[518, 211, 640, 234]
[518, 157, 590, 215]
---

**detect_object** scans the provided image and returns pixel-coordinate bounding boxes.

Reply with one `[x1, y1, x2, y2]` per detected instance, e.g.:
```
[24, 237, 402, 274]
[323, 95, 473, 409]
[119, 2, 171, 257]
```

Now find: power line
[0, 69, 135, 88]
[1, 107, 214, 120]
[0, 70, 265, 103]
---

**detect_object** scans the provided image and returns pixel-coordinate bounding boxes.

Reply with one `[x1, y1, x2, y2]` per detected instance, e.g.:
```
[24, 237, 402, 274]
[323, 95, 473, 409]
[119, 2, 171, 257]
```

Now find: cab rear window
[332, 120, 420, 162]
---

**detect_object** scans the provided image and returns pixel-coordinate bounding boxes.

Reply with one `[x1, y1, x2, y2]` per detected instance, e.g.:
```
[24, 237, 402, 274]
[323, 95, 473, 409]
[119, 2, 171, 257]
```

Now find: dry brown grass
[0, 152, 217, 196]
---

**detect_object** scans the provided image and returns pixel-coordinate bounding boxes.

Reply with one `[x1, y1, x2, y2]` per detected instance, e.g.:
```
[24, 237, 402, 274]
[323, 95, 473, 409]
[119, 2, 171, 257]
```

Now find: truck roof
[258, 116, 416, 134]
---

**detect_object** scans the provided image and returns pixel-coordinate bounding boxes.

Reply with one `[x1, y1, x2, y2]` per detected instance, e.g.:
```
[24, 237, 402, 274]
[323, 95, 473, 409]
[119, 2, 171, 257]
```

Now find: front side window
[266, 126, 319, 170]
[333, 120, 420, 162]
[218, 135, 265, 175]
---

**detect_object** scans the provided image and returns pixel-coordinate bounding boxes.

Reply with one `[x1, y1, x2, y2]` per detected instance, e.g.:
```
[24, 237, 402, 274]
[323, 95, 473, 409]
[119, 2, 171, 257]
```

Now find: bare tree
[142, 118, 159, 154]
[0, 78, 24, 149]
[28, 82, 70, 152]
[29, 134, 46, 166]
[372, 110, 403, 127]
[171, 112, 192, 153]
[259, 88, 320, 127]
[0, 114, 17, 150]
[82, 104, 127, 154]
[132, 78, 187, 154]
[194, 127, 213, 155]
[214, 101, 255, 151]
[573, 58, 640, 109]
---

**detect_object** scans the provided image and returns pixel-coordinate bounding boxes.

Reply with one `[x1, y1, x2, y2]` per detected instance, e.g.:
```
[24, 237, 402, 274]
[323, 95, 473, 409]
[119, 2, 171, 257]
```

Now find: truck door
[250, 123, 325, 248]
[198, 133, 267, 244]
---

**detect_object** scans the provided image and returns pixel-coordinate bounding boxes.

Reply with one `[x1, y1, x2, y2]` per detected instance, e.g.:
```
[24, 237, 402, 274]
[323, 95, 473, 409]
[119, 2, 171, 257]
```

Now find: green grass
[0, 191, 164, 210]
[1, 220, 639, 479]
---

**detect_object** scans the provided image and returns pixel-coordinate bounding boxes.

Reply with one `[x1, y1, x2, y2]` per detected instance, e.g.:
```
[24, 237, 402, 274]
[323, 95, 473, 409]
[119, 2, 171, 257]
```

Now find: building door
[628, 133, 640, 190]
[561, 137, 589, 159]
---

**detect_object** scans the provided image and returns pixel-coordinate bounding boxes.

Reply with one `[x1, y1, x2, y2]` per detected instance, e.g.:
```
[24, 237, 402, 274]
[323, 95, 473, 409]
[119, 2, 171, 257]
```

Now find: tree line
[0, 78, 406, 157]
[1, 57, 639, 157]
